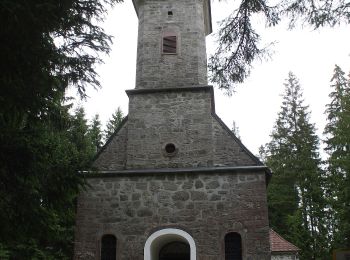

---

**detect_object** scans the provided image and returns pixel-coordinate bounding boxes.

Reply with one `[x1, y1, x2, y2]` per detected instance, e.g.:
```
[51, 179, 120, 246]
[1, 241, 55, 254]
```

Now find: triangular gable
[92, 116, 128, 171]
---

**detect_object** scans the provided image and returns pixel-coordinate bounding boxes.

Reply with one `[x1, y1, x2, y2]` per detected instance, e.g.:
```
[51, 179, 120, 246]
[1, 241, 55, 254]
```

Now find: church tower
[133, 0, 211, 89]
[74, 1, 272, 259]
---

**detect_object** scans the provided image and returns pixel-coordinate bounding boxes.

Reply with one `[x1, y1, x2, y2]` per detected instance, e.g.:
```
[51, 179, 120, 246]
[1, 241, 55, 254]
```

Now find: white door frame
[144, 228, 196, 260]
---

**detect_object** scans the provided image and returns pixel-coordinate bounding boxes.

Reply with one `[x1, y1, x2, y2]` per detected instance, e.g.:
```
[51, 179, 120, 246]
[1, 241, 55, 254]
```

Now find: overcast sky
[76, 0, 350, 156]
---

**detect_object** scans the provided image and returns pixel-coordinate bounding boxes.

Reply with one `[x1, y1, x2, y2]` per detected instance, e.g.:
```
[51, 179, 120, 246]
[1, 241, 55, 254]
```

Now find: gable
[92, 117, 128, 171]
[211, 113, 262, 167]
[92, 86, 266, 172]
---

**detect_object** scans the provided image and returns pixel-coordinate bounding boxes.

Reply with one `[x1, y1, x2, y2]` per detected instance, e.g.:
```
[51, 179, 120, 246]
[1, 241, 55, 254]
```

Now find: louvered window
[101, 234, 116, 260]
[163, 35, 177, 54]
[225, 232, 242, 260]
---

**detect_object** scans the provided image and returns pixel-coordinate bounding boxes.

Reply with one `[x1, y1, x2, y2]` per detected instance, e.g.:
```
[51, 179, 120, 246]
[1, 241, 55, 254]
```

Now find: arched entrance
[159, 241, 190, 260]
[144, 228, 196, 260]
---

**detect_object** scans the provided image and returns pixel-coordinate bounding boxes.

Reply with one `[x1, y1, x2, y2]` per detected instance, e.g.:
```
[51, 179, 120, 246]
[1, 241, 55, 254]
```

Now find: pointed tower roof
[269, 229, 300, 253]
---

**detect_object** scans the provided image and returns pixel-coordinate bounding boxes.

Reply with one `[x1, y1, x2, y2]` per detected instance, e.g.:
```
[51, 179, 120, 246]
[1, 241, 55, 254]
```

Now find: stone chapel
[74, 0, 272, 259]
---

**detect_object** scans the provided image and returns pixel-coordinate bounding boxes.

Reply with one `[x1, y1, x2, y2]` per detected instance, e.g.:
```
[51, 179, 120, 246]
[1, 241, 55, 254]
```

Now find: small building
[270, 229, 300, 260]
[333, 249, 350, 260]
[74, 0, 273, 259]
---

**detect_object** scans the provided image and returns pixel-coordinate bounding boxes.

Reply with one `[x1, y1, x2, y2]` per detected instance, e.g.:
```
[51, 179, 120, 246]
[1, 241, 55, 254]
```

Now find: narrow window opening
[163, 35, 177, 54]
[225, 232, 242, 260]
[168, 11, 173, 16]
[101, 234, 116, 260]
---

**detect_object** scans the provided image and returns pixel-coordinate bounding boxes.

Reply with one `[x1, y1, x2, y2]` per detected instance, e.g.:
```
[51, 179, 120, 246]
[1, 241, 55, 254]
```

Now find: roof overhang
[81, 165, 271, 179]
[132, 0, 212, 36]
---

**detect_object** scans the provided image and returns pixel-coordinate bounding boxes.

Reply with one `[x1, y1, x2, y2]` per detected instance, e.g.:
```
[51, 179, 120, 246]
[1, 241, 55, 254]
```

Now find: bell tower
[74, 1, 272, 259]
[132, 0, 212, 89]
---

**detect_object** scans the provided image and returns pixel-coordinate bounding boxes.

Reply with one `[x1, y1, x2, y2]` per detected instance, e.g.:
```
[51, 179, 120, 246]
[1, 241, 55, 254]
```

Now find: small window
[165, 143, 176, 154]
[163, 35, 177, 54]
[168, 11, 173, 16]
[101, 234, 116, 260]
[163, 143, 178, 157]
[225, 232, 242, 260]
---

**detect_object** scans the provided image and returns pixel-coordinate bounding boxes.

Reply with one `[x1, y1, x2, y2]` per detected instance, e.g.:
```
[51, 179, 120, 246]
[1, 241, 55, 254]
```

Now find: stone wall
[93, 121, 128, 171]
[271, 254, 299, 260]
[93, 87, 259, 171]
[212, 115, 260, 167]
[135, 0, 208, 89]
[74, 170, 270, 260]
[124, 87, 258, 170]
[127, 88, 212, 169]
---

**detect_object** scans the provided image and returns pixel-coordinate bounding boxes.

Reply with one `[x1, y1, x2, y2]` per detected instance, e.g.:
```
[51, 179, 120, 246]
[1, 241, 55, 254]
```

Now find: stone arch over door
[144, 228, 196, 260]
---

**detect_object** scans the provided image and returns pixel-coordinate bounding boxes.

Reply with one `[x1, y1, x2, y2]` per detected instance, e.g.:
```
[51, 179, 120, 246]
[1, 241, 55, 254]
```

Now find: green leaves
[210, 0, 350, 93]
[209, 0, 278, 93]
[263, 72, 327, 259]
[0, 1, 123, 256]
[262, 67, 350, 257]
[104, 107, 125, 141]
[89, 114, 104, 151]
[324, 65, 350, 249]
[0, 103, 93, 258]
[0, 0, 120, 124]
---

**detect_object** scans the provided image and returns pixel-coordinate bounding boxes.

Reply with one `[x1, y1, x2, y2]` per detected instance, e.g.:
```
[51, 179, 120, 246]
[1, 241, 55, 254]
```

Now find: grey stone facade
[94, 87, 260, 171]
[271, 255, 298, 260]
[134, 0, 210, 89]
[74, 0, 271, 259]
[75, 170, 270, 260]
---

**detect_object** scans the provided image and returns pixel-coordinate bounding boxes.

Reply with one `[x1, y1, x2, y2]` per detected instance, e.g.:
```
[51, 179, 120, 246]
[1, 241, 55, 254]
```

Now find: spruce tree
[264, 72, 327, 259]
[231, 120, 241, 139]
[105, 107, 124, 141]
[209, 0, 350, 92]
[0, 1, 121, 257]
[89, 114, 104, 152]
[69, 107, 95, 168]
[0, 98, 94, 258]
[324, 65, 350, 249]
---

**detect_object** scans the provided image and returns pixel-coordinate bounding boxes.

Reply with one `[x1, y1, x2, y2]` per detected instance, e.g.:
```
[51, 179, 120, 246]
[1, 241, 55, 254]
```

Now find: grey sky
[77, 0, 350, 156]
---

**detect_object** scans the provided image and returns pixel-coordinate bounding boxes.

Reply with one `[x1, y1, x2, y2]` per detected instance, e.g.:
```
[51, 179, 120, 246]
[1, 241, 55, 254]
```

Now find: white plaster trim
[144, 228, 196, 260]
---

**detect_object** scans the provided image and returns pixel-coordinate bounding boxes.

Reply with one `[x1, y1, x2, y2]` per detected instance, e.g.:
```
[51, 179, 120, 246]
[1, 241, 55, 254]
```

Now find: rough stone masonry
[74, 0, 272, 259]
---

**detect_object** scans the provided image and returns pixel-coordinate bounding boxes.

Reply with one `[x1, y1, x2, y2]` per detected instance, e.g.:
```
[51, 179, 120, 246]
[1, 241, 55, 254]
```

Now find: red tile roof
[270, 229, 300, 252]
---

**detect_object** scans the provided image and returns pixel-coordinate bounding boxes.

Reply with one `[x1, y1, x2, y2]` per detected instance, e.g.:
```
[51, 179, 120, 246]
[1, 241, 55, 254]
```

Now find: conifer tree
[69, 107, 95, 168]
[89, 114, 104, 152]
[231, 120, 241, 139]
[324, 65, 350, 249]
[0, 1, 121, 257]
[104, 107, 124, 141]
[264, 72, 328, 259]
[210, 0, 350, 92]
[0, 98, 94, 258]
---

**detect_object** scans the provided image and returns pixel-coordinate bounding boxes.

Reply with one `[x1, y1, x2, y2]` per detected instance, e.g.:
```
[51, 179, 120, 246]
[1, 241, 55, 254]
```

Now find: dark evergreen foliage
[210, 0, 350, 93]
[89, 114, 104, 152]
[262, 73, 328, 259]
[324, 65, 350, 250]
[104, 107, 124, 141]
[0, 0, 121, 257]
[0, 100, 97, 258]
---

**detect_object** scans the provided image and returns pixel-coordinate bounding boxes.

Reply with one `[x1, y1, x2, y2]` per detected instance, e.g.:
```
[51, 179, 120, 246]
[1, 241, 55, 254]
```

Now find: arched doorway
[159, 241, 190, 260]
[144, 228, 196, 260]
